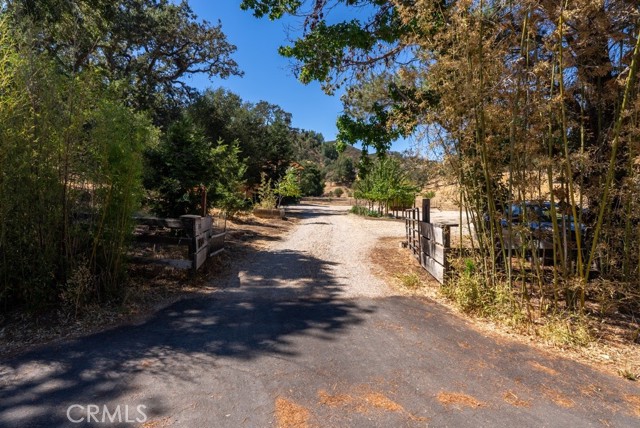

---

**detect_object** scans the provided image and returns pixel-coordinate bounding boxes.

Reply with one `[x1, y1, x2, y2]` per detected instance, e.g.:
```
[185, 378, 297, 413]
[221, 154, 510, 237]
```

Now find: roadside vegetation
[244, 0, 640, 370]
[352, 157, 420, 215]
[0, 1, 326, 315]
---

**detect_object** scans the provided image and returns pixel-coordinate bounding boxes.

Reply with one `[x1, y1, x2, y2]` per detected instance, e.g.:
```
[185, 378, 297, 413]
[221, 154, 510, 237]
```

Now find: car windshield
[504, 202, 585, 231]
[508, 203, 553, 223]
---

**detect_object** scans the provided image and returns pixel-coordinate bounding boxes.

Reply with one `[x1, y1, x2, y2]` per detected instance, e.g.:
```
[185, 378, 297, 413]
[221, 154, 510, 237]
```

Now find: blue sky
[185, 1, 343, 142]
[185, 1, 415, 152]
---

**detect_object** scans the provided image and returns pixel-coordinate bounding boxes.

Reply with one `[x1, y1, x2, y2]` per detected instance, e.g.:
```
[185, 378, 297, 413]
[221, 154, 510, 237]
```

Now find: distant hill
[329, 141, 364, 163]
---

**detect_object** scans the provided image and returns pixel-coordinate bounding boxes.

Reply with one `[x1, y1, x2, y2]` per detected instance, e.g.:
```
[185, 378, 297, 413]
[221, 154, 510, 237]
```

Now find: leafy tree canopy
[188, 88, 295, 187]
[299, 161, 325, 196]
[239, 0, 425, 154]
[9, 0, 241, 121]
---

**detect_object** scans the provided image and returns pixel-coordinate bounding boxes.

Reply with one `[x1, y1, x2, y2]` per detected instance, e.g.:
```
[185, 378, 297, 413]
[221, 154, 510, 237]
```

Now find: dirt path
[1, 204, 639, 427]
[216, 204, 405, 300]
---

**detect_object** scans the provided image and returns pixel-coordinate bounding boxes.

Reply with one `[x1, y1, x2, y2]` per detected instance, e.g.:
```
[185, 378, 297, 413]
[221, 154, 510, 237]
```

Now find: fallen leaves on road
[541, 386, 575, 408]
[624, 395, 640, 417]
[318, 390, 355, 408]
[317, 385, 428, 421]
[362, 392, 404, 412]
[318, 385, 404, 414]
[528, 361, 559, 376]
[503, 390, 530, 407]
[437, 391, 486, 409]
[275, 397, 310, 428]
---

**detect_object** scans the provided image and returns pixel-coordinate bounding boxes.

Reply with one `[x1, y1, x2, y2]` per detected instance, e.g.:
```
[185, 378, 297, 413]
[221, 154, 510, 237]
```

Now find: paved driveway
[1, 205, 638, 427]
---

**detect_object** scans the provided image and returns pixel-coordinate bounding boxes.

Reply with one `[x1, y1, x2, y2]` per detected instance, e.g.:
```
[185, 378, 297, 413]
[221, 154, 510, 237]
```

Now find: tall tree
[188, 88, 295, 187]
[9, 0, 241, 122]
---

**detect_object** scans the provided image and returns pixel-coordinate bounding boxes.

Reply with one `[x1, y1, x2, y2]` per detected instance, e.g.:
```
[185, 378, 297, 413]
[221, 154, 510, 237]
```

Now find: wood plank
[422, 199, 430, 223]
[419, 222, 450, 247]
[134, 216, 183, 229]
[194, 233, 208, 252]
[209, 248, 225, 257]
[180, 215, 214, 237]
[193, 245, 209, 271]
[420, 236, 447, 264]
[133, 235, 191, 246]
[200, 216, 213, 234]
[209, 232, 226, 254]
[420, 253, 445, 284]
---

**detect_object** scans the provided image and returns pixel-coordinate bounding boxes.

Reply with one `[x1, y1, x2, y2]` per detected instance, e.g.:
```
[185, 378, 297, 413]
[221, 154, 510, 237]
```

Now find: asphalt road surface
[1, 205, 638, 427]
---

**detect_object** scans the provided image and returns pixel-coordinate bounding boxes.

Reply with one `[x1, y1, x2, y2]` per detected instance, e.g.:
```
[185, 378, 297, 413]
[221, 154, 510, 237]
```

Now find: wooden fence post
[180, 214, 212, 273]
[422, 198, 430, 223]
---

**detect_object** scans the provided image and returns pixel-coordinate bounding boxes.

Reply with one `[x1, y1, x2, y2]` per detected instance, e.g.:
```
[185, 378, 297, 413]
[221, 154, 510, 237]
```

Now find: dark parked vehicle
[494, 201, 588, 264]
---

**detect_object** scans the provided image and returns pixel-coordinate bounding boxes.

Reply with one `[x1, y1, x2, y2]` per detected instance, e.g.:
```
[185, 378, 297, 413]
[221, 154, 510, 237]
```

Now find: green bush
[352, 157, 419, 213]
[299, 161, 325, 196]
[256, 173, 277, 209]
[349, 206, 382, 217]
[440, 258, 520, 322]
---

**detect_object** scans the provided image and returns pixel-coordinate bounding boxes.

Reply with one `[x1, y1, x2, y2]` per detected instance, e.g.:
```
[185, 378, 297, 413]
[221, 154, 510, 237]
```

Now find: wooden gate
[405, 199, 456, 284]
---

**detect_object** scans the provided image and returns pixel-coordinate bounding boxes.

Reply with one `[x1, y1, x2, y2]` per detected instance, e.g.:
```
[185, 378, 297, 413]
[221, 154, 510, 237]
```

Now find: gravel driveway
[1, 204, 638, 427]
[218, 204, 405, 300]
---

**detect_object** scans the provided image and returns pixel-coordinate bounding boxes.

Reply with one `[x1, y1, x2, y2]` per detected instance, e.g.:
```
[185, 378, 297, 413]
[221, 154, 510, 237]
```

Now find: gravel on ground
[215, 204, 406, 300]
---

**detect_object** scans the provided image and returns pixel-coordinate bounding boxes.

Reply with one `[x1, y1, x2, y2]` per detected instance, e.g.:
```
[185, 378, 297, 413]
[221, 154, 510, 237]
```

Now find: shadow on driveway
[0, 249, 373, 427]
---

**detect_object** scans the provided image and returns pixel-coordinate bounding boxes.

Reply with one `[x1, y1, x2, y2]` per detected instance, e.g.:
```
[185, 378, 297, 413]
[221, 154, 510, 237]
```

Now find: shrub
[256, 173, 277, 209]
[349, 206, 382, 217]
[299, 161, 325, 196]
[0, 33, 156, 310]
[275, 166, 302, 207]
[441, 258, 520, 321]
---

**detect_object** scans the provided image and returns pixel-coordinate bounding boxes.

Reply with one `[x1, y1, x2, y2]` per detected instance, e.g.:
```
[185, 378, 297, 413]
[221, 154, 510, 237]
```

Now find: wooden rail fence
[133, 214, 225, 272]
[405, 199, 457, 284]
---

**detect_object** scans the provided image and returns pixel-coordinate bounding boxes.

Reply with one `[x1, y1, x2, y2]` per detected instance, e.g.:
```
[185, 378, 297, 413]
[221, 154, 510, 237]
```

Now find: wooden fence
[405, 199, 456, 284]
[133, 214, 225, 272]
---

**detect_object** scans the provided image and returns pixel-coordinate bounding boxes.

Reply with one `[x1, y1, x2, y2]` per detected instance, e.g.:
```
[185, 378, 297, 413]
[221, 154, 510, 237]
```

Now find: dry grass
[436, 391, 486, 409]
[419, 180, 460, 210]
[275, 397, 311, 428]
[369, 237, 440, 299]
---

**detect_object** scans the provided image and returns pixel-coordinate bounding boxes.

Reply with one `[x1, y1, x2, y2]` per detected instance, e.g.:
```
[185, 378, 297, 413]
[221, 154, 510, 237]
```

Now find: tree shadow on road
[0, 249, 373, 427]
[285, 204, 349, 220]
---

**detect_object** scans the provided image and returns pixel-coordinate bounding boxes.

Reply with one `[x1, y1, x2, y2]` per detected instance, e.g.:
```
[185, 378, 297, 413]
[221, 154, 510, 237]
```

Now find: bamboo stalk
[585, 23, 640, 281]
[556, 2, 586, 309]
